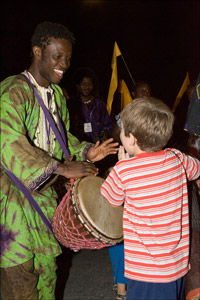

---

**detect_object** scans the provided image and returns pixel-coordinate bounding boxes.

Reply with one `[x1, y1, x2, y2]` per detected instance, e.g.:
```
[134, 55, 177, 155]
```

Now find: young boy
[101, 97, 200, 300]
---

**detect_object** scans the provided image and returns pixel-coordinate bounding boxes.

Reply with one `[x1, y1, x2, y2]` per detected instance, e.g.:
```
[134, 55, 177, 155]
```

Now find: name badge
[84, 123, 92, 133]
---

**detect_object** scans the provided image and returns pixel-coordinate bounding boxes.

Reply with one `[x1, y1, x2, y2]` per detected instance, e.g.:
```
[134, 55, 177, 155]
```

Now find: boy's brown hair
[121, 97, 174, 152]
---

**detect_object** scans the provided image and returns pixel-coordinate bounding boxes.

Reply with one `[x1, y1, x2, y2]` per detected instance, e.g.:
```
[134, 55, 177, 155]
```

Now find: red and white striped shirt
[101, 148, 200, 283]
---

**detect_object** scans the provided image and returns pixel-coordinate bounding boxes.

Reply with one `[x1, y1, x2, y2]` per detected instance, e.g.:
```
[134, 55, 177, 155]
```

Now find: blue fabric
[109, 242, 128, 285]
[115, 112, 122, 129]
[127, 277, 185, 300]
[67, 96, 114, 143]
[184, 72, 200, 136]
[82, 98, 114, 141]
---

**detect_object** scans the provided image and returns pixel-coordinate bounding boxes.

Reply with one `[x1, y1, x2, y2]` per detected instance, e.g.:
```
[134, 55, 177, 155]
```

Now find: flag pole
[120, 53, 136, 86]
[172, 72, 190, 113]
[120, 81, 123, 111]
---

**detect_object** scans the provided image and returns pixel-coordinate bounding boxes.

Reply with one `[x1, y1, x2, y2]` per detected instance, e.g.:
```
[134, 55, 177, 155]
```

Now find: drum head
[74, 176, 123, 240]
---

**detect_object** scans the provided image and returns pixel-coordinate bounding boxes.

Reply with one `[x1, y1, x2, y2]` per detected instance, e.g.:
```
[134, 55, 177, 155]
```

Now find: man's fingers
[93, 140, 100, 149]
[102, 138, 113, 145]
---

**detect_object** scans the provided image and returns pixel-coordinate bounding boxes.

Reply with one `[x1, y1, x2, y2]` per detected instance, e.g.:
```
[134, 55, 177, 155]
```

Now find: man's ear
[32, 46, 42, 59]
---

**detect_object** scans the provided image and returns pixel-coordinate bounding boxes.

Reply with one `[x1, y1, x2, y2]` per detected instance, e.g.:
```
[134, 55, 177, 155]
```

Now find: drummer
[0, 21, 119, 300]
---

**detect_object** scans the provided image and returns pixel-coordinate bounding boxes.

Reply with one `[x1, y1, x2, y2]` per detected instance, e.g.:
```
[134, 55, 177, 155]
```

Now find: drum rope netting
[52, 179, 113, 251]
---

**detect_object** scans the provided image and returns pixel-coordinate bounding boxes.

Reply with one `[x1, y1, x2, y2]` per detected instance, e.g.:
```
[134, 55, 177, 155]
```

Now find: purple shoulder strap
[25, 73, 70, 158]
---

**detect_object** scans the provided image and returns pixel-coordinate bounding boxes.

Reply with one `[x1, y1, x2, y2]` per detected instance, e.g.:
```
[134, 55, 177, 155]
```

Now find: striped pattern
[101, 149, 200, 282]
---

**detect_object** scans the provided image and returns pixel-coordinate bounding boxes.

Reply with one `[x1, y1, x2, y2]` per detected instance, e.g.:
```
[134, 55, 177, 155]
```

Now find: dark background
[1, 0, 200, 112]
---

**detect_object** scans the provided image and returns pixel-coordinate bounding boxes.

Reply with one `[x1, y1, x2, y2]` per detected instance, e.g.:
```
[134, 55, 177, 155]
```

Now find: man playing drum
[0, 21, 118, 300]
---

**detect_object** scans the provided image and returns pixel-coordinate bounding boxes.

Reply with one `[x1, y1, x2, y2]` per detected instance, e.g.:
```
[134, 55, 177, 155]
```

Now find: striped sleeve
[101, 166, 124, 206]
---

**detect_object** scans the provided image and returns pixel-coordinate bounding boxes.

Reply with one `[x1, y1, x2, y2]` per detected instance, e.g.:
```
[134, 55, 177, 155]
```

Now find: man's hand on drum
[55, 160, 98, 178]
[86, 138, 119, 162]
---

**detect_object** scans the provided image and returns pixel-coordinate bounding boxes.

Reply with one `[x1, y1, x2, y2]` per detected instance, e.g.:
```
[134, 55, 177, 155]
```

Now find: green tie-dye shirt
[0, 74, 91, 267]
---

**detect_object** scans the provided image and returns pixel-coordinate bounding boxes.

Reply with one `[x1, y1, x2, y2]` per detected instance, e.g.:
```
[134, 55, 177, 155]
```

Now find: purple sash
[1, 164, 53, 232]
[25, 72, 70, 158]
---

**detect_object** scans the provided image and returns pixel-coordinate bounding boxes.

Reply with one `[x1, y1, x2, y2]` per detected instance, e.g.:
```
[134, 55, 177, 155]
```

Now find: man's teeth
[54, 69, 63, 77]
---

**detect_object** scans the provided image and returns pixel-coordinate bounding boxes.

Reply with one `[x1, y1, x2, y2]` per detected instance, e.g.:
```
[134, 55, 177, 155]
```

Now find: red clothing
[101, 148, 200, 283]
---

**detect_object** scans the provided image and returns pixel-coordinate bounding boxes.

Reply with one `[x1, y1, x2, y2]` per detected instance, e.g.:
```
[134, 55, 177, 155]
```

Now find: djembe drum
[52, 176, 123, 251]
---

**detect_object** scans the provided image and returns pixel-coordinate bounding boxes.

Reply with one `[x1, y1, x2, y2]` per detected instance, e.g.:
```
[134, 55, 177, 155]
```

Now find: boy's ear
[129, 133, 137, 146]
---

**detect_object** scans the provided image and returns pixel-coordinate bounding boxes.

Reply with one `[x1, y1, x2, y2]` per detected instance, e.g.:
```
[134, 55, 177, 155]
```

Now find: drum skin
[73, 176, 123, 240]
[52, 176, 123, 251]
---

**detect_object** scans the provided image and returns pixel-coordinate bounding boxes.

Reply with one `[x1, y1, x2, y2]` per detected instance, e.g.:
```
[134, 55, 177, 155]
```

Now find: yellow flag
[118, 79, 133, 110]
[106, 42, 121, 115]
[172, 72, 190, 113]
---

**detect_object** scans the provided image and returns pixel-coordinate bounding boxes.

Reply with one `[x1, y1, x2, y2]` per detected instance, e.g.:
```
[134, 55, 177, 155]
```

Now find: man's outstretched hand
[86, 138, 119, 162]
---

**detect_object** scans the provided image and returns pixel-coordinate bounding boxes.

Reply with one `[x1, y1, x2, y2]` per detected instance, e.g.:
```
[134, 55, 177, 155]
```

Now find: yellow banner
[106, 42, 121, 115]
[118, 79, 133, 110]
[172, 72, 190, 113]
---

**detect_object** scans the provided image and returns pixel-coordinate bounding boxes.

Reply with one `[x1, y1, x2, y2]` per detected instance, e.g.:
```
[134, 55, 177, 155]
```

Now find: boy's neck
[132, 148, 146, 156]
[131, 142, 146, 156]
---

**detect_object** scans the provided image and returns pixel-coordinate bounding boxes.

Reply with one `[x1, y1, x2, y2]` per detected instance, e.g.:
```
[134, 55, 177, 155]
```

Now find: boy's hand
[118, 145, 129, 161]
